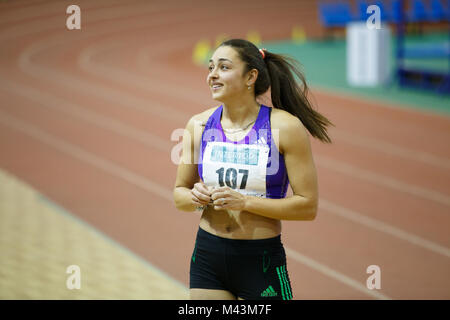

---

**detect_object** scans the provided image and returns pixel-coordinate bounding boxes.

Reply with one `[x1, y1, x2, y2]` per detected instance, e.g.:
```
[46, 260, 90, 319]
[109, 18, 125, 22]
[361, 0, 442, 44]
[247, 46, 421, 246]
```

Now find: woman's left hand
[210, 187, 247, 211]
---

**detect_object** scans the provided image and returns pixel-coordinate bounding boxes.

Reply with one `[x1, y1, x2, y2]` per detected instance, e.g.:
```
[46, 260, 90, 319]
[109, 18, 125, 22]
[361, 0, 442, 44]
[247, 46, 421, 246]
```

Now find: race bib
[202, 141, 269, 197]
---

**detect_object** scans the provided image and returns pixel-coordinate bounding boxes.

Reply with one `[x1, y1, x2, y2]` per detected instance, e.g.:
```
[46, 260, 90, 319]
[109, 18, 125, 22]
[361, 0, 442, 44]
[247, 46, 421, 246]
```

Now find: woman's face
[206, 46, 250, 102]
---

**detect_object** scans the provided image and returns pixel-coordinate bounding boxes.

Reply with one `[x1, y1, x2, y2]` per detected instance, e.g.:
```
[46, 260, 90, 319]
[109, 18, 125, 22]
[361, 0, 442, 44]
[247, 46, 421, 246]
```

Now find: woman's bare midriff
[199, 205, 281, 240]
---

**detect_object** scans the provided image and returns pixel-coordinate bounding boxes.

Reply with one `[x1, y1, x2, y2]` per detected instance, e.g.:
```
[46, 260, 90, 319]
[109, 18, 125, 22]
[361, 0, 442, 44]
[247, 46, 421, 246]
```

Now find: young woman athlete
[173, 39, 333, 300]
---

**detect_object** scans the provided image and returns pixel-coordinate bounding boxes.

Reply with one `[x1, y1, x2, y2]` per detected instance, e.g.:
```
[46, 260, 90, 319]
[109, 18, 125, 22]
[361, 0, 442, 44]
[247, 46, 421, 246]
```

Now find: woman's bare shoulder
[188, 105, 220, 128]
[270, 107, 309, 154]
[270, 107, 304, 130]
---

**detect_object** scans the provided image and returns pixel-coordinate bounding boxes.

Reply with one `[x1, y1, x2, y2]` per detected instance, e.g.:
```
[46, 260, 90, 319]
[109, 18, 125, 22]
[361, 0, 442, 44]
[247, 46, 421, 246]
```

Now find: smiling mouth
[211, 84, 223, 91]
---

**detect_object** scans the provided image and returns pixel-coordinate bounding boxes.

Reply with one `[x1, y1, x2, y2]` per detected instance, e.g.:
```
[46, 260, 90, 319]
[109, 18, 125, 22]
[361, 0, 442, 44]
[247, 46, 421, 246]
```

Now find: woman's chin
[211, 93, 226, 102]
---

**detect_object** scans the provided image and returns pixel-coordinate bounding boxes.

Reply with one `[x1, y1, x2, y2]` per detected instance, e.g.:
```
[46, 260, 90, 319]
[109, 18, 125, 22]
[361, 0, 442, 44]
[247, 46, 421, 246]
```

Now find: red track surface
[1, 0, 449, 299]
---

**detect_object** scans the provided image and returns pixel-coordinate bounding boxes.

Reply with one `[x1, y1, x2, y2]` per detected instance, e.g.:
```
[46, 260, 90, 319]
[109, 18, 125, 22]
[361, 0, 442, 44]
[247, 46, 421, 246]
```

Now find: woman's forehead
[210, 46, 240, 63]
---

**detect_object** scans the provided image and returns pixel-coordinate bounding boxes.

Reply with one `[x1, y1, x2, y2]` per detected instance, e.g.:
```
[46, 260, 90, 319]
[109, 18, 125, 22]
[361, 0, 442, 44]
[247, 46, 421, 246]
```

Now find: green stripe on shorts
[276, 265, 292, 300]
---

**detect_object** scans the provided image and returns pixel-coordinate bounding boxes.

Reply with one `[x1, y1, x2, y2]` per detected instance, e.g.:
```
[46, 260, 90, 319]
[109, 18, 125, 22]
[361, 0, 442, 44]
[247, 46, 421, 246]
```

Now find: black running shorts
[189, 227, 293, 300]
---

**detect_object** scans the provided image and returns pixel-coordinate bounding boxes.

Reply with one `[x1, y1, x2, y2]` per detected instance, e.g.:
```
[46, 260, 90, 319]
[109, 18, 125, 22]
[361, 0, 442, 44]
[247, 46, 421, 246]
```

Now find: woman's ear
[246, 68, 259, 86]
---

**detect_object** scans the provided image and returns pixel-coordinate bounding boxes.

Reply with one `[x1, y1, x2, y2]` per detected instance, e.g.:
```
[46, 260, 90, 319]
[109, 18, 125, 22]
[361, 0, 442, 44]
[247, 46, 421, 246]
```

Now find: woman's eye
[208, 66, 214, 72]
[221, 65, 229, 70]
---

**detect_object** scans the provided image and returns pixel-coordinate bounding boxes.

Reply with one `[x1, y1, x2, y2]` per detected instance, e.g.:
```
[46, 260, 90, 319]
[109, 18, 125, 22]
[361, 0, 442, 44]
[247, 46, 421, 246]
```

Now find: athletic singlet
[198, 105, 289, 199]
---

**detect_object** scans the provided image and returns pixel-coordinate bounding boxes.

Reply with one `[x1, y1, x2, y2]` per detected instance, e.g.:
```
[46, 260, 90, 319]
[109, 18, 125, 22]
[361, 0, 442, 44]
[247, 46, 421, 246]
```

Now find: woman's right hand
[191, 182, 212, 207]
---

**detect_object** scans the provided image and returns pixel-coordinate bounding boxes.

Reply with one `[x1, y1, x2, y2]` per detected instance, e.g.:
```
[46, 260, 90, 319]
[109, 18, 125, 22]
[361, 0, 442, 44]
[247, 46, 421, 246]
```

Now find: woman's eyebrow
[208, 58, 232, 63]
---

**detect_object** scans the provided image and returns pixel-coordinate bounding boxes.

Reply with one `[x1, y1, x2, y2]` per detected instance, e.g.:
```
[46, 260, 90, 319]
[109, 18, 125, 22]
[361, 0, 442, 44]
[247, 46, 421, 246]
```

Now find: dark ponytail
[220, 39, 333, 143]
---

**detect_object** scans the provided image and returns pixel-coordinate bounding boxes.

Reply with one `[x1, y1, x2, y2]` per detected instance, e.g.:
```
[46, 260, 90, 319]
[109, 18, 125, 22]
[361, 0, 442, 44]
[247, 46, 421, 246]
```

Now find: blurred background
[0, 0, 449, 299]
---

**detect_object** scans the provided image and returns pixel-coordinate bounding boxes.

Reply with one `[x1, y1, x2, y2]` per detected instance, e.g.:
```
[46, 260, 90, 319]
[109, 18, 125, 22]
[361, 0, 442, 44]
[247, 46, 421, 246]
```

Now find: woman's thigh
[190, 288, 236, 300]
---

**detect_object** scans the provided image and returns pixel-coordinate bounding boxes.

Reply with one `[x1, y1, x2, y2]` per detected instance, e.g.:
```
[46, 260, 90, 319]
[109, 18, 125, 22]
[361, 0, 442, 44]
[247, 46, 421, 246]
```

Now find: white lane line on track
[18, 41, 190, 124]
[331, 129, 450, 171]
[1, 81, 171, 152]
[313, 83, 450, 118]
[77, 40, 208, 107]
[284, 247, 391, 300]
[315, 155, 450, 207]
[15, 8, 199, 124]
[0, 110, 186, 292]
[3, 77, 450, 260]
[319, 199, 450, 258]
[18, 32, 450, 209]
[0, 110, 392, 299]
[0, 111, 172, 202]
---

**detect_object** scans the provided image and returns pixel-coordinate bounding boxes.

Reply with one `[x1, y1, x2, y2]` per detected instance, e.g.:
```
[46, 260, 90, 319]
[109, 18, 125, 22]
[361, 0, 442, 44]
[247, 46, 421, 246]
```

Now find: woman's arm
[173, 112, 215, 212]
[211, 113, 319, 221]
[174, 116, 202, 211]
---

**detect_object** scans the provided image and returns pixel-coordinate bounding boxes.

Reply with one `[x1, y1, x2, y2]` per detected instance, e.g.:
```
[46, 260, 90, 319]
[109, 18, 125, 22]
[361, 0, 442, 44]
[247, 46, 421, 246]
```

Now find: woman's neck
[221, 99, 260, 128]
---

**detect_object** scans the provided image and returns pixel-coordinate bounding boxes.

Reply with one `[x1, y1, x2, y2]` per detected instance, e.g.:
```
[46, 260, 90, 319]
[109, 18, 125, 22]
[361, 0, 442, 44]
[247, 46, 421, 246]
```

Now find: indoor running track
[0, 0, 449, 299]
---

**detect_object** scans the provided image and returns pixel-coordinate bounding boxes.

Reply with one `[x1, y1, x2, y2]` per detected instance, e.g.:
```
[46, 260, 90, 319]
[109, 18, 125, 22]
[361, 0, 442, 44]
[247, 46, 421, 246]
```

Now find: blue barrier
[429, 0, 449, 22]
[318, 0, 449, 28]
[409, 0, 428, 22]
[409, 0, 450, 23]
[392, 0, 403, 23]
[318, 1, 354, 27]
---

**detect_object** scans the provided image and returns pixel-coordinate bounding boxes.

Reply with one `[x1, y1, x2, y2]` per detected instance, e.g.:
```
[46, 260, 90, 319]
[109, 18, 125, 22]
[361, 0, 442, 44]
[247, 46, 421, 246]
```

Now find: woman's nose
[210, 68, 218, 78]
[207, 70, 218, 82]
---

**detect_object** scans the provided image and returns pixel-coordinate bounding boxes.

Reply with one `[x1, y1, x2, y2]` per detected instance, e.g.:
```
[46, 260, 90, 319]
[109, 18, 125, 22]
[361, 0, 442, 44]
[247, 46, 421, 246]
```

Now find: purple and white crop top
[198, 105, 289, 199]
